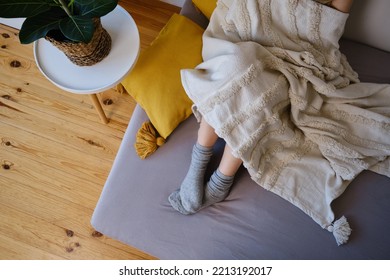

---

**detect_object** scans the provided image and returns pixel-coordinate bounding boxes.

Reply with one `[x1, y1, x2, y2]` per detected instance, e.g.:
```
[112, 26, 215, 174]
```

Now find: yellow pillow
[122, 13, 204, 139]
[192, 0, 217, 19]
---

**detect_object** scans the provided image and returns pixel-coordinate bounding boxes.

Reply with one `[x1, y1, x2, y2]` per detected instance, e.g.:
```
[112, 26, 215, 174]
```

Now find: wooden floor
[0, 0, 180, 260]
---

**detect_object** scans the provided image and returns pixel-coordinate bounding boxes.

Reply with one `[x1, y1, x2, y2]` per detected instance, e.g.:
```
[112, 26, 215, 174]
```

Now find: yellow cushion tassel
[135, 121, 166, 159]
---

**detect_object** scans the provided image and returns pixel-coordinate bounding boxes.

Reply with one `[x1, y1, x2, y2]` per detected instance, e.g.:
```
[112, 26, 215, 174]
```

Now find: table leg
[89, 94, 108, 124]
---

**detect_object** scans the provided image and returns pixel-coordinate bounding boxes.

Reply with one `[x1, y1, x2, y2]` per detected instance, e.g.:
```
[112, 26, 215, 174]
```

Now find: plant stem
[58, 0, 72, 17]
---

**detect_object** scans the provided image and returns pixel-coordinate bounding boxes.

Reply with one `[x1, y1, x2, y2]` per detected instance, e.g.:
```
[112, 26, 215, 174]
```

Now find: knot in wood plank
[1, 160, 14, 170]
[1, 138, 12, 147]
[91, 231, 103, 238]
[103, 98, 114, 105]
[65, 229, 74, 237]
[10, 60, 21, 68]
[2, 163, 11, 170]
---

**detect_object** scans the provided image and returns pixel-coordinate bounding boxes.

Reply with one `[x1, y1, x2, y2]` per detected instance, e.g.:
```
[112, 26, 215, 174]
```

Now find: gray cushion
[91, 104, 390, 259]
[340, 38, 390, 84]
[91, 0, 390, 259]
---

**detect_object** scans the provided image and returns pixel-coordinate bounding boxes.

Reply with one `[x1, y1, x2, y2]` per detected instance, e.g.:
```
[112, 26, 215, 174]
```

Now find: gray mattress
[91, 1, 390, 259]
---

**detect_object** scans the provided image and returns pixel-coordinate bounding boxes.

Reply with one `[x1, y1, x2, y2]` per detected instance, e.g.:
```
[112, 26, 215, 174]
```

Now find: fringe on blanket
[327, 216, 352, 246]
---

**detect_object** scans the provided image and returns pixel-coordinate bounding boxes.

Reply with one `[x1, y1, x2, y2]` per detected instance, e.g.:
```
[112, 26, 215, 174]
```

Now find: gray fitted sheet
[91, 1, 390, 260]
[91, 103, 390, 259]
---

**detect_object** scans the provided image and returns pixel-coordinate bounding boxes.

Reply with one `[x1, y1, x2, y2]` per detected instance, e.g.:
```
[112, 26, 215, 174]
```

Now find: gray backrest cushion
[180, 0, 209, 29]
[343, 0, 390, 52]
[182, 0, 390, 52]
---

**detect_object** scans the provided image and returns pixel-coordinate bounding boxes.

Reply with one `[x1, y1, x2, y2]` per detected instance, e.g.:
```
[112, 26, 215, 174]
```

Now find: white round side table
[33, 5, 140, 124]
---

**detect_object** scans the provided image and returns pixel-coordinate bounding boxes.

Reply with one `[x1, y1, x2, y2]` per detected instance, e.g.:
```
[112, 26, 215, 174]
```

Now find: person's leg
[168, 118, 218, 214]
[202, 144, 242, 208]
[218, 144, 243, 177]
[197, 117, 219, 147]
[330, 0, 353, 13]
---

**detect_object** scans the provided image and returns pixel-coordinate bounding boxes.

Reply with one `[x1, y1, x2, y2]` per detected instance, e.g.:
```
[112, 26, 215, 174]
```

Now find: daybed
[91, 0, 390, 259]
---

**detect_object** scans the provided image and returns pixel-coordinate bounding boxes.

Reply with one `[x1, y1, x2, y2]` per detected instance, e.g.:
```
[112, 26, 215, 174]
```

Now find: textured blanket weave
[181, 0, 390, 244]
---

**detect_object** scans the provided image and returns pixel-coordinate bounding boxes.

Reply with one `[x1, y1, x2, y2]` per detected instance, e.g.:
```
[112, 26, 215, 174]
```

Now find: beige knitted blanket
[181, 0, 390, 245]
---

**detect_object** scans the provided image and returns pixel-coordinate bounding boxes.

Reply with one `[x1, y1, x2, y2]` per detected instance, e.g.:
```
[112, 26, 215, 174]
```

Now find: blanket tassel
[327, 216, 352, 246]
[134, 121, 165, 159]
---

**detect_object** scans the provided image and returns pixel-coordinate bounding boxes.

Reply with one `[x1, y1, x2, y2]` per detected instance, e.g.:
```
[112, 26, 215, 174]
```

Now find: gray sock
[202, 169, 234, 208]
[168, 142, 213, 214]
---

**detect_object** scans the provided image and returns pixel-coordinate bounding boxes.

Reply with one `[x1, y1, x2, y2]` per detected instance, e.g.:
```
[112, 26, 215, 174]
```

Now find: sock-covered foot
[202, 169, 234, 208]
[168, 142, 213, 214]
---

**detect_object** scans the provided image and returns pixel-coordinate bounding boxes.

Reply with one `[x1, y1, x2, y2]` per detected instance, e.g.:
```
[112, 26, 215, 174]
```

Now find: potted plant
[0, 0, 119, 66]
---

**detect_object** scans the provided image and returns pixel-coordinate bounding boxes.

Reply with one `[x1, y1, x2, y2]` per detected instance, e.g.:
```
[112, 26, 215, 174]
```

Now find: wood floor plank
[0, 235, 65, 260]
[0, 0, 179, 260]
[0, 95, 123, 159]
[120, 0, 181, 49]
[0, 204, 152, 260]
[0, 26, 35, 61]
[0, 205, 81, 259]
[0, 151, 103, 209]
[1, 123, 112, 184]
[0, 71, 131, 133]
[0, 174, 155, 259]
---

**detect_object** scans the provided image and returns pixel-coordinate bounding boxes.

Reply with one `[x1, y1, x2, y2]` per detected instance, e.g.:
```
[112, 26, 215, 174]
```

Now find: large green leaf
[0, 0, 53, 18]
[59, 16, 94, 43]
[19, 7, 65, 44]
[74, 0, 118, 18]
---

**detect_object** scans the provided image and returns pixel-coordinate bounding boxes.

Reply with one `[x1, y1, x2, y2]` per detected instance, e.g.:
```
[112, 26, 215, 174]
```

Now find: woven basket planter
[45, 18, 111, 66]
